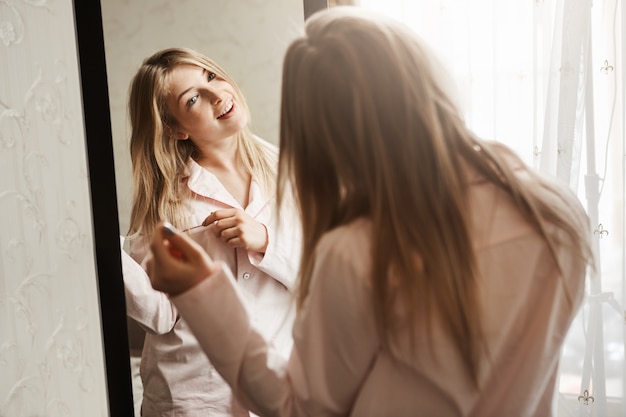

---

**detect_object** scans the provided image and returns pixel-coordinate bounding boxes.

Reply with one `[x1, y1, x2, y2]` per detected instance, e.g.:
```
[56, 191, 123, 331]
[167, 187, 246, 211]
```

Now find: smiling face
[166, 63, 248, 147]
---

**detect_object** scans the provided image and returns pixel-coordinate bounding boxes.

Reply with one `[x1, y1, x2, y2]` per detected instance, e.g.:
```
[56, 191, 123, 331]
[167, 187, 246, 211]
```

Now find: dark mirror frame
[73, 0, 134, 415]
[73, 0, 328, 415]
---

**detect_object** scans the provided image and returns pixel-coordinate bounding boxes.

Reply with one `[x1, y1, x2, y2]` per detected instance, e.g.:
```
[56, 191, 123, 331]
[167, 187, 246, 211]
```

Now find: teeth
[219, 101, 233, 118]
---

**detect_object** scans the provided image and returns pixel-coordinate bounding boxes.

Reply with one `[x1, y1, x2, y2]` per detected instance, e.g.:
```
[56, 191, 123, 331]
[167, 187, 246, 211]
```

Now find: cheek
[236, 111, 248, 128]
[179, 111, 211, 132]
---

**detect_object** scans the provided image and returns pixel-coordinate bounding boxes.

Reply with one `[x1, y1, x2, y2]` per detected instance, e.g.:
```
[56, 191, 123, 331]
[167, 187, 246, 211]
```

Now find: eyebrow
[176, 68, 207, 104]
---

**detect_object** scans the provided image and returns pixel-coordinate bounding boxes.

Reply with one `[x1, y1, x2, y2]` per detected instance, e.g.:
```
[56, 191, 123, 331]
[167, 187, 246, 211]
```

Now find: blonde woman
[146, 8, 592, 417]
[122, 47, 299, 417]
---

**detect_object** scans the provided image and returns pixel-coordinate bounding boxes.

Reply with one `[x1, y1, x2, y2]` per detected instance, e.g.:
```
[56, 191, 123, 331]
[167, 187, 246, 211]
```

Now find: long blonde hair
[127, 47, 275, 239]
[277, 7, 592, 385]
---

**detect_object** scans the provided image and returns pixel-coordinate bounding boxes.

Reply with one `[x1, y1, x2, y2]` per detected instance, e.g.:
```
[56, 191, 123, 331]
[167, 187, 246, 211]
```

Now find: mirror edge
[72, 0, 135, 415]
[304, 0, 328, 19]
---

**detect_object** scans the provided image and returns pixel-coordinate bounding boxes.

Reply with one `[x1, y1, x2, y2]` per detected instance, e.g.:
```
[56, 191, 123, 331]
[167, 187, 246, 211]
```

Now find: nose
[208, 92, 222, 106]
[205, 85, 224, 106]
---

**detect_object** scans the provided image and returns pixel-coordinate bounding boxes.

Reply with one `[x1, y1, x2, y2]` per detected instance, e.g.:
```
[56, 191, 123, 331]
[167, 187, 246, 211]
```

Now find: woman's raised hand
[202, 209, 268, 254]
[147, 221, 220, 296]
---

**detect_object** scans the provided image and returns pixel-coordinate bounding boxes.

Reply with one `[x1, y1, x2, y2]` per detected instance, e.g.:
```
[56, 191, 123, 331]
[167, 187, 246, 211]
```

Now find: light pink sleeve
[247, 137, 301, 291]
[121, 236, 177, 334]
[248, 202, 301, 291]
[172, 227, 378, 416]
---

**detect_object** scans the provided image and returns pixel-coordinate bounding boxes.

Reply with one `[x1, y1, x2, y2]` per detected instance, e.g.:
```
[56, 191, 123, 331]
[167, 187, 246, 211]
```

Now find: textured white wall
[0, 1, 109, 416]
[101, 0, 305, 235]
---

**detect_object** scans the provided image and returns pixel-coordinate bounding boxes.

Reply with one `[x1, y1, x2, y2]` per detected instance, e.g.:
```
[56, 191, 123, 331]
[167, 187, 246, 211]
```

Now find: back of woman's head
[279, 7, 468, 233]
[127, 47, 252, 237]
[280, 9, 474, 273]
[279, 5, 484, 377]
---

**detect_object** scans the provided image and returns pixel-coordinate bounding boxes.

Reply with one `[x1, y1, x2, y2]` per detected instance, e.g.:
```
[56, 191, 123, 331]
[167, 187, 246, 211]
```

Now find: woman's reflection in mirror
[121, 47, 301, 417]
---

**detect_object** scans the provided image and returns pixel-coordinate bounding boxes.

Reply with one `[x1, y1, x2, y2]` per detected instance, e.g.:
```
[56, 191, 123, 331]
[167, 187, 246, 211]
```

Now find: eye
[186, 95, 198, 108]
[208, 72, 216, 81]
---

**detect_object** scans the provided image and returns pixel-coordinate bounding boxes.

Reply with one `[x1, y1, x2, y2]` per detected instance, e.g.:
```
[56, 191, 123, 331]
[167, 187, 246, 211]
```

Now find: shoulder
[487, 141, 589, 229]
[128, 234, 151, 264]
[319, 217, 371, 249]
[307, 218, 374, 315]
[314, 218, 372, 278]
[181, 157, 204, 182]
[252, 134, 278, 154]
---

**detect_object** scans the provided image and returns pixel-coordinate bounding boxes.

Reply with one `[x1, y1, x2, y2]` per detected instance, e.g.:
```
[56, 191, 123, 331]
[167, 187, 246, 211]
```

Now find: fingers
[148, 221, 222, 296]
[212, 217, 239, 236]
[148, 222, 190, 291]
[200, 209, 268, 252]
[203, 210, 246, 240]
[202, 212, 215, 227]
[202, 209, 235, 226]
[158, 221, 204, 261]
[149, 225, 180, 264]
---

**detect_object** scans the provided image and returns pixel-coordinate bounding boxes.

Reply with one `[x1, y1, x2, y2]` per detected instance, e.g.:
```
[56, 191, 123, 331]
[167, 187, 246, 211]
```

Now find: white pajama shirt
[122, 142, 300, 417]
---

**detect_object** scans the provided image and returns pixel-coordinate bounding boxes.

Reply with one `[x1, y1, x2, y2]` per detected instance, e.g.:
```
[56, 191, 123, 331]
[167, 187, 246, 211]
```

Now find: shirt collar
[185, 158, 269, 215]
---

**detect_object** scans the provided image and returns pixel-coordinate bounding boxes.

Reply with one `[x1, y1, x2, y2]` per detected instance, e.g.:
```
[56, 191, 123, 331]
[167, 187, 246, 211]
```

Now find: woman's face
[166, 63, 247, 146]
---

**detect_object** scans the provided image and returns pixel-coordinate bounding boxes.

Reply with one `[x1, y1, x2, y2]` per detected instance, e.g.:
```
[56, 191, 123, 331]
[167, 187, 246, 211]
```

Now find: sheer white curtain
[357, 1, 625, 415]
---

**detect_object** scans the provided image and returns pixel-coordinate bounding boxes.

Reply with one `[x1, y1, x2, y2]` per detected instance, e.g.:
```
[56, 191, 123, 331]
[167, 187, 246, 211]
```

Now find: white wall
[0, 1, 109, 416]
[101, 0, 305, 235]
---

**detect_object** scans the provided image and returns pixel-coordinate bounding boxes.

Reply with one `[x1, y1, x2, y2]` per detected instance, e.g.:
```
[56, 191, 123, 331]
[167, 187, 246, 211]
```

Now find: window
[358, 1, 625, 415]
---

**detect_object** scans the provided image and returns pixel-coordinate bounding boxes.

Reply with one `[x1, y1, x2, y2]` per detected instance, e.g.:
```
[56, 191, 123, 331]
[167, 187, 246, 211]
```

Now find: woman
[146, 8, 592, 417]
[123, 47, 299, 416]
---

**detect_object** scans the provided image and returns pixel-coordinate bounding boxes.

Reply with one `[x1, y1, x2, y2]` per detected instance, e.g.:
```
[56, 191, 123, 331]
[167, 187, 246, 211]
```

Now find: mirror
[74, 0, 328, 415]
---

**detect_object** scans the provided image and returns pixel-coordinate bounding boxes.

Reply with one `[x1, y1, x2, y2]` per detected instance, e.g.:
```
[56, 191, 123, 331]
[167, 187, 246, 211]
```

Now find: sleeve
[247, 137, 301, 291]
[249, 202, 301, 291]
[121, 236, 178, 334]
[172, 229, 379, 417]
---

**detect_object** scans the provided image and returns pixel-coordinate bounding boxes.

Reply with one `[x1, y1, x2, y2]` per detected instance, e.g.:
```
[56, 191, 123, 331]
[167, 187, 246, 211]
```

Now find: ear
[174, 130, 190, 141]
[167, 127, 189, 141]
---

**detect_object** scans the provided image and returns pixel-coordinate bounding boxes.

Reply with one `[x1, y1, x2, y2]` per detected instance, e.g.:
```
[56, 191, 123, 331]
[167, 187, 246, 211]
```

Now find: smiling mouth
[217, 101, 234, 119]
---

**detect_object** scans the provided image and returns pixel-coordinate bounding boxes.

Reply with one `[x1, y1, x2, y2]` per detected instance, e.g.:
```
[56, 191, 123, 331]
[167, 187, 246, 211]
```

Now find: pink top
[122, 141, 300, 416]
[172, 167, 589, 417]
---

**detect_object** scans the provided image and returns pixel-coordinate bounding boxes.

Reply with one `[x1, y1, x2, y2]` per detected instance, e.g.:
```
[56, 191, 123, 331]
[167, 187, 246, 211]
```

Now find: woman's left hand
[202, 209, 268, 254]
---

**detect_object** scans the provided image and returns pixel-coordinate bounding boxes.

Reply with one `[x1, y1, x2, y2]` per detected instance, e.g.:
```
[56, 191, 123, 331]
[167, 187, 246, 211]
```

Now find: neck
[194, 135, 239, 171]
[193, 135, 251, 208]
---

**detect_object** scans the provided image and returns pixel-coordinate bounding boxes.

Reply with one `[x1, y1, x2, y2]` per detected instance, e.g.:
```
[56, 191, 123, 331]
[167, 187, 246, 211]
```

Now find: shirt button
[242, 272, 251, 280]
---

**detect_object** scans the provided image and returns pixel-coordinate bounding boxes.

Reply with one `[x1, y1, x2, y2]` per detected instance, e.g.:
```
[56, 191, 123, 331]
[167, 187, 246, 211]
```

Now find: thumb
[149, 221, 215, 295]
